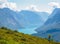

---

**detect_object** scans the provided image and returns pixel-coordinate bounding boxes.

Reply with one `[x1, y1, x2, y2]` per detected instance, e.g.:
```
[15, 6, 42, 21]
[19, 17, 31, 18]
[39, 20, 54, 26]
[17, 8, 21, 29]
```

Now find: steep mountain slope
[36, 8, 60, 32]
[0, 8, 23, 29]
[32, 8, 60, 42]
[0, 27, 59, 44]
[45, 8, 60, 25]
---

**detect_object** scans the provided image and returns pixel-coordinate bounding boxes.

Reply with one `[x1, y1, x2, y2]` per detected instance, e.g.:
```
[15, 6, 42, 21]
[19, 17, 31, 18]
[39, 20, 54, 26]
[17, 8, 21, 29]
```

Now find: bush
[0, 36, 3, 40]
[20, 42, 26, 44]
[0, 40, 7, 44]
[21, 38, 26, 41]
[6, 31, 14, 34]
[0, 27, 7, 29]
[14, 30, 18, 33]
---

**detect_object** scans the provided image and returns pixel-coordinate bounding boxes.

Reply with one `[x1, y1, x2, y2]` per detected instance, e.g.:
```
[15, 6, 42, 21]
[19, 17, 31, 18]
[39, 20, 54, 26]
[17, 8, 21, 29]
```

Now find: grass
[0, 27, 60, 44]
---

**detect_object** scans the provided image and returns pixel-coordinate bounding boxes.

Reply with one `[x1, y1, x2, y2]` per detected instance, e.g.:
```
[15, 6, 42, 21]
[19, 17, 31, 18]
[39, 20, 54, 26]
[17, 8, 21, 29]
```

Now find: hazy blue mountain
[45, 8, 60, 25]
[0, 8, 43, 29]
[19, 10, 45, 28]
[0, 8, 23, 29]
[37, 12, 49, 22]
[0, 8, 49, 34]
[20, 10, 49, 28]
[32, 8, 60, 42]
[36, 8, 60, 32]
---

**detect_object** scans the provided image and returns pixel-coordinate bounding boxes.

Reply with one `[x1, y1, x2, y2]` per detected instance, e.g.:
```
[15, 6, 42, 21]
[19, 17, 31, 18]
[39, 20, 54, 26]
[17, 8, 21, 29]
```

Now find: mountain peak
[44, 8, 60, 25]
[33, 8, 60, 42]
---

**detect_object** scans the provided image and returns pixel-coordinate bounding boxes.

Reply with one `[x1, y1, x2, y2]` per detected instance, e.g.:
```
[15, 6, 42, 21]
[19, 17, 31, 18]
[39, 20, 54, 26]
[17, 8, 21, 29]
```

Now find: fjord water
[18, 27, 37, 34]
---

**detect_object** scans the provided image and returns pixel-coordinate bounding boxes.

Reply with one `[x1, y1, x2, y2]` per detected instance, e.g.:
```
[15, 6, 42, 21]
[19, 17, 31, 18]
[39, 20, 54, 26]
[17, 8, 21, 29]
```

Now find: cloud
[5, 2, 18, 11]
[0, 0, 19, 11]
[25, 5, 40, 11]
[48, 2, 60, 8]
[0, 0, 8, 3]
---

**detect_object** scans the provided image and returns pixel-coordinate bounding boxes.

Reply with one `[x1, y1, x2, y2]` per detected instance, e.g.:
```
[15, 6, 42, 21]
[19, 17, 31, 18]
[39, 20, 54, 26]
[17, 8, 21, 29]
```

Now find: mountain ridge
[32, 8, 60, 42]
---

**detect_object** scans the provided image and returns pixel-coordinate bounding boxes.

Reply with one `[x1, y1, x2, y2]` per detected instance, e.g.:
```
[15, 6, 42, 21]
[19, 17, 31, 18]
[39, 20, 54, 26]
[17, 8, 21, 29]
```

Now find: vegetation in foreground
[0, 27, 60, 44]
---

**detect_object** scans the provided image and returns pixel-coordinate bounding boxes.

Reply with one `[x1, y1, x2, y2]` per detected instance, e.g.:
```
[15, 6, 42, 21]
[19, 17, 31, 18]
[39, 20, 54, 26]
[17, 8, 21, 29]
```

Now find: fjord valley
[0, 7, 60, 44]
[0, 0, 60, 44]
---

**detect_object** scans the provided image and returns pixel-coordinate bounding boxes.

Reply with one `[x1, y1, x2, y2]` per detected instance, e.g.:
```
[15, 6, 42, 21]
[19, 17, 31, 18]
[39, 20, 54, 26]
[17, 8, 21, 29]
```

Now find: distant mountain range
[0, 8, 49, 30]
[0, 8, 23, 29]
[37, 12, 49, 22]
[19, 10, 43, 28]
[32, 8, 60, 42]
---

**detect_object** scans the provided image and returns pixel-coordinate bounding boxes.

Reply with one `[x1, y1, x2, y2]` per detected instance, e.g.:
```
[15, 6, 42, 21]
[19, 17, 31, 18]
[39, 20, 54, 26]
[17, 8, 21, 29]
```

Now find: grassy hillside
[0, 27, 60, 44]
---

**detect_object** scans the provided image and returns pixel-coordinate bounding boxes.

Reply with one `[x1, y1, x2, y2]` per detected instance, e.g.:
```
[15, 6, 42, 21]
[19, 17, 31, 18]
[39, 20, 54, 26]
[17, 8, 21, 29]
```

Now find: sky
[0, 0, 60, 13]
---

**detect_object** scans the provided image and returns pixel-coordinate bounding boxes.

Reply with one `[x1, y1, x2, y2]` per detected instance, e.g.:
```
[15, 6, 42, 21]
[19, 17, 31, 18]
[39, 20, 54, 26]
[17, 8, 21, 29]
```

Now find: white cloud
[0, 0, 19, 11]
[6, 2, 18, 11]
[48, 2, 60, 8]
[25, 5, 40, 11]
[0, 0, 8, 3]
